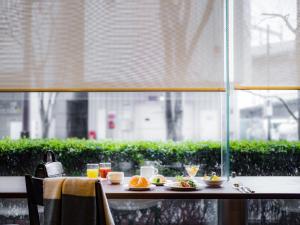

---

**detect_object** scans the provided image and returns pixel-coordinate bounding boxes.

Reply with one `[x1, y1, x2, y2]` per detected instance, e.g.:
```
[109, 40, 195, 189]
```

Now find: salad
[175, 176, 197, 188]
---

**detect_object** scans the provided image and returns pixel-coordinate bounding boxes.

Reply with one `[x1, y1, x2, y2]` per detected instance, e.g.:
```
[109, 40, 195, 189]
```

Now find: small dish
[150, 175, 167, 186]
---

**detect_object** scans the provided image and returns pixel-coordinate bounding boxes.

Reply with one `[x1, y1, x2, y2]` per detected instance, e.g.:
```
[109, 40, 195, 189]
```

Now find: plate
[151, 182, 165, 186]
[165, 182, 204, 191]
[151, 179, 171, 186]
[124, 184, 155, 191]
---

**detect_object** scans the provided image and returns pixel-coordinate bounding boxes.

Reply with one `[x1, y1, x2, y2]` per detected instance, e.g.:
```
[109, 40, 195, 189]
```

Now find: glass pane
[234, 0, 300, 88]
[0, 92, 224, 177]
[231, 90, 300, 176]
[232, 0, 300, 176]
[0, 199, 30, 225]
[248, 199, 300, 225]
[109, 199, 218, 225]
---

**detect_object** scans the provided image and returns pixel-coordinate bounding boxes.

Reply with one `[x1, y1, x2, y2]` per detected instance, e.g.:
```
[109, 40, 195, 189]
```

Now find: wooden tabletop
[2, 176, 300, 199]
[103, 177, 300, 199]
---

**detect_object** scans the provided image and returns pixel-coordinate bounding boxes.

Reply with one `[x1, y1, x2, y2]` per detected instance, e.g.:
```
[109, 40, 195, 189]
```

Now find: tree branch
[244, 90, 299, 121]
[276, 96, 298, 121]
[186, 0, 215, 64]
[262, 13, 296, 34]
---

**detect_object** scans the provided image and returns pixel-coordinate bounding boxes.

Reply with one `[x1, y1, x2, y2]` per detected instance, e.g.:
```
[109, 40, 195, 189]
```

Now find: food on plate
[175, 176, 197, 188]
[129, 175, 150, 188]
[202, 172, 224, 187]
[151, 174, 166, 184]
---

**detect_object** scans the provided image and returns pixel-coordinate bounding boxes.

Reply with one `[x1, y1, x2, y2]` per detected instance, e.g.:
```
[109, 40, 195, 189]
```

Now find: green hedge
[0, 138, 300, 176]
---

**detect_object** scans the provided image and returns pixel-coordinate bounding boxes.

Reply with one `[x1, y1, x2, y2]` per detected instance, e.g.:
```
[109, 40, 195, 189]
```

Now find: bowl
[202, 178, 225, 187]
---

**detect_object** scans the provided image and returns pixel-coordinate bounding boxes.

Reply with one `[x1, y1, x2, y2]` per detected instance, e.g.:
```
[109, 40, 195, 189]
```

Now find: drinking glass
[184, 165, 199, 178]
[99, 162, 112, 179]
[86, 163, 99, 178]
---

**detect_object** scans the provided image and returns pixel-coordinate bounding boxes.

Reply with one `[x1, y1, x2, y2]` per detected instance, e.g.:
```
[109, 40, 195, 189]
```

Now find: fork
[233, 182, 255, 193]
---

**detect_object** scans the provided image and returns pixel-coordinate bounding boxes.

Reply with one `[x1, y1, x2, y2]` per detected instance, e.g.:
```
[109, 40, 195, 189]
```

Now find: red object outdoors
[88, 130, 96, 139]
[99, 168, 112, 178]
[108, 120, 115, 129]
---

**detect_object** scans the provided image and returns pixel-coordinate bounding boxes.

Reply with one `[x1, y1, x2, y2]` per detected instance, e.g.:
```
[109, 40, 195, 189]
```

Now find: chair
[25, 175, 113, 225]
[25, 175, 44, 225]
[95, 180, 108, 225]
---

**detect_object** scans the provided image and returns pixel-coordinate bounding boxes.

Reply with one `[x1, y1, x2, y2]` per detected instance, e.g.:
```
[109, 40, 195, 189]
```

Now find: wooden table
[1, 176, 300, 225]
[103, 176, 300, 199]
[1, 176, 300, 199]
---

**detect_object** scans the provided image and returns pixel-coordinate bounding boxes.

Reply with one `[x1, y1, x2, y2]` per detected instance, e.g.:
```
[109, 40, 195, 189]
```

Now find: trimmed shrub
[0, 138, 300, 176]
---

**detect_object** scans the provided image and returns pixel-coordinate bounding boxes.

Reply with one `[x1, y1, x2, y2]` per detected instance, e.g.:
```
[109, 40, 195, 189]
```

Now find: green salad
[175, 176, 197, 188]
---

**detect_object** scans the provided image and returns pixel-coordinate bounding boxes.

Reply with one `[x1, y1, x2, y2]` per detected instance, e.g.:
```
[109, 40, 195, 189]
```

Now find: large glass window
[233, 0, 300, 176]
[232, 2, 300, 223]
[2, 0, 300, 225]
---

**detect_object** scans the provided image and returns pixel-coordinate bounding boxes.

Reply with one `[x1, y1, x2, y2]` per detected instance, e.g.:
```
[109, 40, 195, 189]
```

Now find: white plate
[124, 184, 155, 191]
[165, 182, 204, 191]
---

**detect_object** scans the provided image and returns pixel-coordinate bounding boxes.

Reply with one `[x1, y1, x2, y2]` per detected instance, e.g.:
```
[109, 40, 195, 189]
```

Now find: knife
[243, 186, 255, 193]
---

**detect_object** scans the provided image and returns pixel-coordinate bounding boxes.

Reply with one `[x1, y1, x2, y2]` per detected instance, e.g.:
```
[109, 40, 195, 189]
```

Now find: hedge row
[0, 138, 300, 176]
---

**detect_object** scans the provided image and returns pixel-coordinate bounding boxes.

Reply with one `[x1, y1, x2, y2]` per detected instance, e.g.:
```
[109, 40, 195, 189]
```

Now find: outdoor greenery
[1, 138, 300, 176]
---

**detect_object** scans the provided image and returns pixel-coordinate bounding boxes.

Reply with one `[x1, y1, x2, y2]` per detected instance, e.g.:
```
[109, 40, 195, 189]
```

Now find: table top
[2, 176, 300, 199]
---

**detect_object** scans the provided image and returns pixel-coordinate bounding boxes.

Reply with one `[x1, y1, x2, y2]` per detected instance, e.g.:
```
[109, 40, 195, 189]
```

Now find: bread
[129, 175, 150, 188]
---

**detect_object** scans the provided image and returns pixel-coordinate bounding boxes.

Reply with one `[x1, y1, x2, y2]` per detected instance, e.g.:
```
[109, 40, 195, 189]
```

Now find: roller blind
[0, 0, 224, 91]
[234, 0, 300, 90]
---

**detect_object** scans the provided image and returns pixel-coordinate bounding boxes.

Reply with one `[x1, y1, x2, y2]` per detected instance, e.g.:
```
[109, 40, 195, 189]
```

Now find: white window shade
[0, 0, 224, 91]
[234, 0, 300, 90]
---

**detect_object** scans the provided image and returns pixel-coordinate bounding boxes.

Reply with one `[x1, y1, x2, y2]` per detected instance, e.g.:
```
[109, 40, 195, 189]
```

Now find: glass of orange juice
[86, 164, 99, 178]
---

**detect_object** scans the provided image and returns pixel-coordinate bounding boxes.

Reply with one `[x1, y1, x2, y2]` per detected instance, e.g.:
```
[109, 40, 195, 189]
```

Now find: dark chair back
[26, 176, 111, 225]
[95, 180, 108, 225]
[25, 175, 44, 225]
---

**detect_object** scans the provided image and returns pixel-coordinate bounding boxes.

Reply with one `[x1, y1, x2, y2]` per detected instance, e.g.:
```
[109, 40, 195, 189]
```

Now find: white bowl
[202, 178, 225, 187]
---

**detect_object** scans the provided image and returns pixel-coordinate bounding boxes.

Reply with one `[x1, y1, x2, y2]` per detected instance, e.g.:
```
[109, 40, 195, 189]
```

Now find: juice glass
[86, 163, 99, 178]
[99, 162, 112, 179]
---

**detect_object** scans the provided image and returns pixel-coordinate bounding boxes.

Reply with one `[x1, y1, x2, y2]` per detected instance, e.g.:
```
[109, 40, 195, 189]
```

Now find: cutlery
[233, 182, 255, 193]
[243, 186, 255, 193]
[232, 183, 245, 193]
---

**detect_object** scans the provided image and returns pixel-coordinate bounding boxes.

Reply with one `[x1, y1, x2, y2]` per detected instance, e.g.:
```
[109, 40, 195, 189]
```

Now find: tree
[261, 2, 300, 140]
[165, 92, 183, 141]
[159, 0, 215, 141]
[3, 1, 57, 138]
[39, 93, 58, 138]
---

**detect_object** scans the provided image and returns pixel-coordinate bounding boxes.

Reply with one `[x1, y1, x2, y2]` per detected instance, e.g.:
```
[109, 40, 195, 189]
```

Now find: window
[1, 1, 300, 224]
